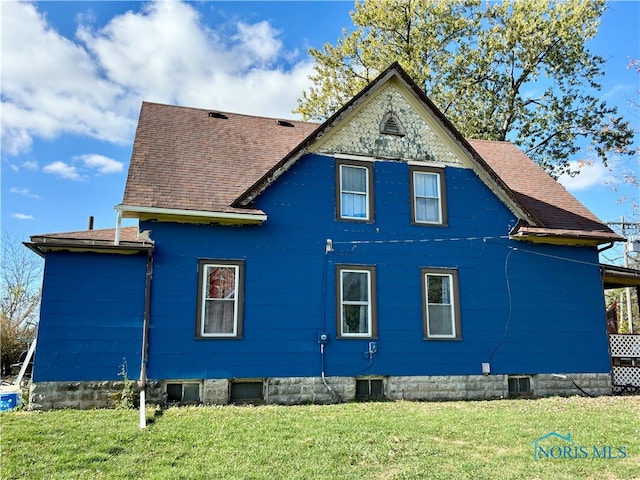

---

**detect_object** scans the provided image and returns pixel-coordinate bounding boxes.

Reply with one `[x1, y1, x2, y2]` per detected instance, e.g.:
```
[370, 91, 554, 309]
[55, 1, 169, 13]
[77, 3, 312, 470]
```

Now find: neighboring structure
[27, 63, 631, 409]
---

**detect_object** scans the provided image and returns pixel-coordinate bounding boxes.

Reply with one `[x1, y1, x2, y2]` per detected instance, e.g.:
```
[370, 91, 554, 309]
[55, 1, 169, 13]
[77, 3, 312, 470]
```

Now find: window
[422, 268, 461, 340]
[196, 259, 244, 338]
[508, 376, 532, 398]
[230, 381, 264, 404]
[165, 382, 201, 405]
[356, 378, 384, 400]
[411, 166, 446, 225]
[336, 160, 374, 221]
[337, 265, 377, 338]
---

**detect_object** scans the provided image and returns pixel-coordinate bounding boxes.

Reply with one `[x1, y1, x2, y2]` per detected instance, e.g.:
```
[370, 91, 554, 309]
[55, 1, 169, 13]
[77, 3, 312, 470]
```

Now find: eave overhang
[25, 237, 154, 258]
[509, 224, 625, 246]
[115, 204, 267, 225]
[601, 264, 640, 289]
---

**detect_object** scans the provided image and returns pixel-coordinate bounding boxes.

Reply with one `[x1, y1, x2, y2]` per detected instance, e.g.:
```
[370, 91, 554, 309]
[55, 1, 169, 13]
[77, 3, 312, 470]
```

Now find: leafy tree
[1, 234, 42, 377]
[296, 0, 635, 178]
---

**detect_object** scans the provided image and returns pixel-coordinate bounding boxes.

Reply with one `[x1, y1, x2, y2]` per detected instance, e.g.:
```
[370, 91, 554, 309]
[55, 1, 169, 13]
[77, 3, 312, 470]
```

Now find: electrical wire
[331, 234, 510, 246]
[488, 247, 515, 362]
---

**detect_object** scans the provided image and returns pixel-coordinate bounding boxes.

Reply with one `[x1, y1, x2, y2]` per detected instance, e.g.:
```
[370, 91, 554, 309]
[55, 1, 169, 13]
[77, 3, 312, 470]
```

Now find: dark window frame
[421, 267, 461, 340]
[336, 264, 378, 339]
[355, 378, 385, 399]
[196, 259, 245, 339]
[508, 376, 533, 398]
[410, 165, 447, 226]
[164, 381, 202, 405]
[230, 380, 264, 404]
[335, 159, 375, 222]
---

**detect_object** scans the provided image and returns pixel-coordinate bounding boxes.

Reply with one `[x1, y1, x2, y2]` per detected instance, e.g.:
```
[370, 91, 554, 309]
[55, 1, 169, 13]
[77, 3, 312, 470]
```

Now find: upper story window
[411, 166, 447, 225]
[336, 160, 374, 221]
[337, 265, 377, 339]
[196, 259, 244, 338]
[421, 268, 461, 340]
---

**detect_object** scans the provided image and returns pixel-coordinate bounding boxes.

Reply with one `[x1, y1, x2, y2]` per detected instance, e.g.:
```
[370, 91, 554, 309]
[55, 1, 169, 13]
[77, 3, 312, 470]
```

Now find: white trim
[425, 272, 456, 339]
[200, 264, 240, 337]
[407, 160, 450, 168]
[332, 153, 376, 162]
[340, 268, 373, 337]
[413, 170, 443, 225]
[115, 204, 267, 223]
[339, 164, 370, 221]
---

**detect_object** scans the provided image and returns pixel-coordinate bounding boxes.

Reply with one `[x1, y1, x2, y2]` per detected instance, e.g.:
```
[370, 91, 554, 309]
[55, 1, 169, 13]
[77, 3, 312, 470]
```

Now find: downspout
[115, 209, 122, 246]
[139, 249, 153, 429]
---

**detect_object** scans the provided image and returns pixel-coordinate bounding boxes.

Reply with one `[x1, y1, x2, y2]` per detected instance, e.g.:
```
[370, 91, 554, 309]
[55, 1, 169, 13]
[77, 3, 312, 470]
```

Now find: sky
[2, 0, 639, 256]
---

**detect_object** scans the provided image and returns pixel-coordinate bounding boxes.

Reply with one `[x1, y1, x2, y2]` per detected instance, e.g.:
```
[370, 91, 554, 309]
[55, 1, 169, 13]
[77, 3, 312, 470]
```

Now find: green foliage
[296, 0, 635, 178]
[113, 359, 135, 410]
[1, 397, 639, 479]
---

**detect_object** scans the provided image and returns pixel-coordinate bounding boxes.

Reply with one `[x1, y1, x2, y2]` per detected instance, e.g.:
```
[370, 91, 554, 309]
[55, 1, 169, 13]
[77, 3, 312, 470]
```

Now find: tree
[1, 234, 42, 377]
[296, 0, 635, 178]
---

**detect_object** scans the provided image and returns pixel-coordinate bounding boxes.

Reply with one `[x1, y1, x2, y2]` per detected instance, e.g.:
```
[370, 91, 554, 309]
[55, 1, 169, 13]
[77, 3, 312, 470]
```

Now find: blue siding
[35, 153, 609, 382]
[34, 251, 147, 381]
[138, 154, 609, 380]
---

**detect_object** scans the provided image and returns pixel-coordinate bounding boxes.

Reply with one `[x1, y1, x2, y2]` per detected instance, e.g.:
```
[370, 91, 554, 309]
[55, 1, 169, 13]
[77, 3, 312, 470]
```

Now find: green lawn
[1, 396, 639, 479]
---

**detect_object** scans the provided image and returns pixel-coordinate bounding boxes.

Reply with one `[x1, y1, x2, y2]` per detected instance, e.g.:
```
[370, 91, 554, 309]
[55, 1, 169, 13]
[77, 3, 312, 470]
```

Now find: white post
[115, 209, 122, 246]
[139, 389, 147, 429]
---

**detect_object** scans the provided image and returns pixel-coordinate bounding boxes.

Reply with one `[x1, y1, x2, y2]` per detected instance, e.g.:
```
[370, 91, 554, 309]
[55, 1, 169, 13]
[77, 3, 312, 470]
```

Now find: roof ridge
[141, 101, 320, 125]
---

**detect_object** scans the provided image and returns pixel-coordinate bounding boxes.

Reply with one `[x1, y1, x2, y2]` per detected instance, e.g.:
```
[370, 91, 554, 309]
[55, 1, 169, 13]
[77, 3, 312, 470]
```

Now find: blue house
[26, 64, 625, 409]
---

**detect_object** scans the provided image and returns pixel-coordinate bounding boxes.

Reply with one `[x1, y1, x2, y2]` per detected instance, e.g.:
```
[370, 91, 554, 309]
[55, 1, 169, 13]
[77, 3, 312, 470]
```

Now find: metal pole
[621, 217, 634, 334]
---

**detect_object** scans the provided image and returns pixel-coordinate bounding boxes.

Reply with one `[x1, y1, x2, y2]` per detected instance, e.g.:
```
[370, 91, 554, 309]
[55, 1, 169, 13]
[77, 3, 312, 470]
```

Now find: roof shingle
[122, 102, 319, 214]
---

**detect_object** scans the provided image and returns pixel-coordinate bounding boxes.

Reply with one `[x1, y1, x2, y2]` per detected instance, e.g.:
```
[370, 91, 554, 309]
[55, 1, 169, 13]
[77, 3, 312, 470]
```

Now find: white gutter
[114, 204, 267, 223]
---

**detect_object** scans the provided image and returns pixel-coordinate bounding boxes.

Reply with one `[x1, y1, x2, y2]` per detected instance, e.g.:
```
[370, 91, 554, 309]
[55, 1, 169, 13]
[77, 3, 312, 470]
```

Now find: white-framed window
[411, 167, 446, 225]
[337, 265, 377, 338]
[422, 268, 460, 340]
[337, 160, 373, 221]
[196, 259, 244, 338]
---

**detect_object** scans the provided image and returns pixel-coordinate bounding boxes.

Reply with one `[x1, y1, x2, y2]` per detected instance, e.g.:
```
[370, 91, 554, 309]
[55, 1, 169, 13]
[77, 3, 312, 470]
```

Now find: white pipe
[320, 344, 340, 402]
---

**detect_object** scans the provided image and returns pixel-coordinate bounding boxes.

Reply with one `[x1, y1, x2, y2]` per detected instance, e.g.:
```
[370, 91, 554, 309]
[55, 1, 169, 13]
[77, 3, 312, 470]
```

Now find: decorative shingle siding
[316, 84, 463, 166]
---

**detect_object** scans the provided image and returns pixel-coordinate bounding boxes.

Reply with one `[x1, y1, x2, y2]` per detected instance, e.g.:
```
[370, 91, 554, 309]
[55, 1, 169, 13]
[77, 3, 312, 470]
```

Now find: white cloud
[23, 160, 39, 170]
[43, 161, 83, 181]
[1, 1, 313, 158]
[557, 160, 616, 191]
[12, 213, 35, 221]
[76, 154, 124, 174]
[233, 21, 283, 67]
[9, 187, 43, 199]
[1, 2, 134, 153]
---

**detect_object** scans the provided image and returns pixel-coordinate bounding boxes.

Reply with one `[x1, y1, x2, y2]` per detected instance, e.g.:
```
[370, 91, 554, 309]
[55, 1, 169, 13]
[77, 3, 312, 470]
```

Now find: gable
[310, 80, 464, 167]
[113, 63, 620, 246]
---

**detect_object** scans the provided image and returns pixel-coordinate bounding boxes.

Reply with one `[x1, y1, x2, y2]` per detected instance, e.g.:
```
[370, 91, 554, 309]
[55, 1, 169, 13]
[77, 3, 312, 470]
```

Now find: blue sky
[2, 1, 639, 255]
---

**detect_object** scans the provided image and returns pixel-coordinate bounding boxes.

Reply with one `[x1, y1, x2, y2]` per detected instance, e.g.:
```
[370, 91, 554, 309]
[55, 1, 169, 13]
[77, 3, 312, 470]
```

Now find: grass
[1, 396, 639, 479]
